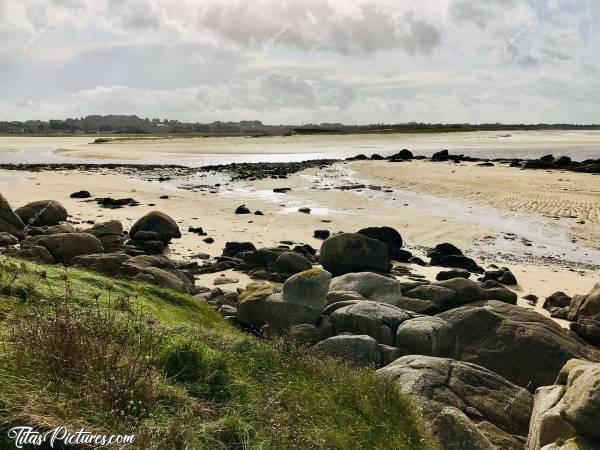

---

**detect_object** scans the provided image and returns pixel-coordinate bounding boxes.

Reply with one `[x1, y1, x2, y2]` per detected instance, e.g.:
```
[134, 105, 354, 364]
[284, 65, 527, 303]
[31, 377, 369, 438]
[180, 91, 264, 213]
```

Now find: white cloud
[0, 0, 598, 123]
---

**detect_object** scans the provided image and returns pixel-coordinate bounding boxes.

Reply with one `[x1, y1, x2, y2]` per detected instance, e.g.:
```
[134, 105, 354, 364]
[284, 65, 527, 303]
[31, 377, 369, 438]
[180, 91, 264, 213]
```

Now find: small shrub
[10, 271, 164, 419]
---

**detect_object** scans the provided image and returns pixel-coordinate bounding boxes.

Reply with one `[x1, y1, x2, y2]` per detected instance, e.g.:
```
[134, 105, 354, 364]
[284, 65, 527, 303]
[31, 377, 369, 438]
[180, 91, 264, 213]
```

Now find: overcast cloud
[0, 0, 598, 123]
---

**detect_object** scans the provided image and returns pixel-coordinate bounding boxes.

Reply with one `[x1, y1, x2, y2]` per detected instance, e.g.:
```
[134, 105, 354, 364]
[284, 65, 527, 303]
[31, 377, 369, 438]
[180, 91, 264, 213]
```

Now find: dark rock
[540, 154, 555, 163]
[482, 268, 518, 285]
[313, 229, 330, 240]
[274, 252, 312, 275]
[320, 233, 391, 276]
[437, 300, 600, 390]
[70, 190, 91, 198]
[357, 226, 403, 258]
[188, 226, 206, 235]
[25, 232, 104, 264]
[388, 149, 414, 161]
[431, 149, 450, 161]
[543, 291, 572, 310]
[0, 232, 18, 247]
[0, 194, 25, 237]
[203, 237, 214, 244]
[72, 253, 131, 276]
[254, 210, 264, 216]
[95, 197, 139, 208]
[409, 256, 427, 266]
[235, 204, 251, 214]
[223, 241, 256, 258]
[298, 207, 311, 214]
[130, 211, 181, 244]
[555, 156, 572, 166]
[436, 269, 471, 281]
[273, 188, 291, 193]
[16, 200, 68, 227]
[394, 249, 412, 262]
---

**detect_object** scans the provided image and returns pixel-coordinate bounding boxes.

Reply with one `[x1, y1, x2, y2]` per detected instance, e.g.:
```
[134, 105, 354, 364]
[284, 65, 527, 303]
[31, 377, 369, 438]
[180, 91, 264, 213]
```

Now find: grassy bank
[0, 257, 436, 450]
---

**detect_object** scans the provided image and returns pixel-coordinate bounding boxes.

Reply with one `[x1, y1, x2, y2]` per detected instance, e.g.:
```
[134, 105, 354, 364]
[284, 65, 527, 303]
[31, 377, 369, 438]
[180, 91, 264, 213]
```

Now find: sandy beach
[1, 149, 598, 323]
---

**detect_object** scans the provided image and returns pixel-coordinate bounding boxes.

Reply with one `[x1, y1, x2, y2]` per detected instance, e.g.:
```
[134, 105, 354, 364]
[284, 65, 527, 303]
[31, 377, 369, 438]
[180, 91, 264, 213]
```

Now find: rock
[254, 210, 264, 216]
[289, 324, 321, 346]
[483, 284, 518, 304]
[377, 356, 533, 449]
[137, 267, 191, 292]
[428, 243, 483, 273]
[329, 272, 435, 313]
[540, 437, 599, 449]
[263, 268, 332, 327]
[0, 194, 25, 236]
[527, 360, 600, 449]
[394, 249, 412, 262]
[15, 200, 68, 227]
[437, 300, 600, 390]
[555, 156, 572, 166]
[218, 305, 237, 318]
[15, 245, 55, 264]
[83, 220, 125, 252]
[543, 291, 572, 310]
[235, 204, 251, 214]
[126, 238, 165, 255]
[326, 290, 368, 305]
[403, 284, 457, 313]
[435, 407, 496, 450]
[482, 268, 518, 286]
[237, 282, 275, 328]
[313, 229, 330, 240]
[540, 154, 555, 163]
[357, 226, 403, 259]
[95, 197, 140, 208]
[436, 278, 486, 304]
[28, 223, 77, 236]
[325, 301, 416, 345]
[567, 283, 600, 345]
[526, 385, 577, 450]
[120, 254, 174, 276]
[222, 241, 256, 257]
[213, 276, 239, 286]
[395, 316, 459, 358]
[431, 149, 450, 161]
[313, 335, 382, 367]
[298, 207, 311, 214]
[203, 237, 214, 244]
[25, 232, 104, 264]
[0, 232, 18, 246]
[70, 190, 91, 198]
[409, 256, 427, 266]
[550, 307, 570, 320]
[129, 211, 181, 244]
[436, 269, 471, 281]
[71, 253, 130, 276]
[571, 320, 600, 346]
[320, 233, 391, 276]
[242, 248, 280, 267]
[274, 252, 312, 274]
[388, 149, 414, 160]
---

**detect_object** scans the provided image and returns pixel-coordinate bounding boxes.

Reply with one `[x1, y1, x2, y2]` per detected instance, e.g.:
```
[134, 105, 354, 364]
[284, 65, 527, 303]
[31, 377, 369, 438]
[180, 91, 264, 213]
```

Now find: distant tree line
[0, 115, 598, 135]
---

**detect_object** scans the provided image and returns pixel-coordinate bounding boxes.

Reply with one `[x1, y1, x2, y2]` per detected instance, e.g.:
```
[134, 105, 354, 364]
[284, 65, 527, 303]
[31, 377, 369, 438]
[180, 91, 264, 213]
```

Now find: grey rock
[236, 281, 275, 327]
[25, 232, 104, 264]
[72, 253, 131, 276]
[0, 232, 18, 247]
[289, 324, 321, 346]
[438, 301, 600, 390]
[0, 194, 25, 236]
[395, 316, 459, 358]
[16, 200, 67, 227]
[313, 335, 382, 367]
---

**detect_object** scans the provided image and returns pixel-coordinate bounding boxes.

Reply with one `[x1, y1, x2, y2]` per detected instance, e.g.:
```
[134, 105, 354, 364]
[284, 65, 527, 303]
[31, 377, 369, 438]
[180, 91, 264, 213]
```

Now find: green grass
[0, 257, 436, 450]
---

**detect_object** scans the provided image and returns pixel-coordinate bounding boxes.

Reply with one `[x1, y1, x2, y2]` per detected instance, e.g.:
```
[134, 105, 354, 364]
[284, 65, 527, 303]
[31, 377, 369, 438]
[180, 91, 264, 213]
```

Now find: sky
[0, 0, 599, 124]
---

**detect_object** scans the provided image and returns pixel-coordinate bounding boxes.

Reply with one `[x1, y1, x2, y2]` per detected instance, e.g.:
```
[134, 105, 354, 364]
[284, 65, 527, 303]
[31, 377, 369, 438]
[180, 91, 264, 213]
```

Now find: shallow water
[0, 130, 599, 166]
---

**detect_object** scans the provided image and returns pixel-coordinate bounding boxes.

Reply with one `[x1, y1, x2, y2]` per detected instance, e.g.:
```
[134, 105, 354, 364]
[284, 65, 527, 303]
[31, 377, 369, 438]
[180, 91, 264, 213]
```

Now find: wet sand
[1, 157, 598, 324]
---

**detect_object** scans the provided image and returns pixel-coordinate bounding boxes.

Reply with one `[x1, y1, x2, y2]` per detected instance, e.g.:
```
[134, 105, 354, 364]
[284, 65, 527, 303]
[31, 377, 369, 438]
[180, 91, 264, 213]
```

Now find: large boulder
[437, 301, 600, 390]
[0, 194, 25, 236]
[274, 252, 312, 274]
[129, 211, 181, 244]
[236, 282, 275, 328]
[377, 355, 533, 450]
[15, 200, 67, 226]
[403, 277, 487, 313]
[357, 226, 403, 259]
[72, 253, 131, 276]
[120, 254, 174, 276]
[313, 335, 382, 367]
[320, 233, 390, 276]
[324, 301, 416, 345]
[135, 266, 191, 293]
[84, 220, 125, 252]
[328, 272, 435, 313]
[24, 232, 104, 264]
[526, 360, 600, 449]
[263, 268, 331, 327]
[568, 283, 600, 345]
[395, 316, 459, 358]
[0, 232, 18, 247]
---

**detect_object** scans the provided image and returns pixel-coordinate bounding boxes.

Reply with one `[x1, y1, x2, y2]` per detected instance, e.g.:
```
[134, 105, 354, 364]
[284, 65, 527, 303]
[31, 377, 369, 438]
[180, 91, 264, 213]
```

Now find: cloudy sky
[1, 0, 599, 124]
